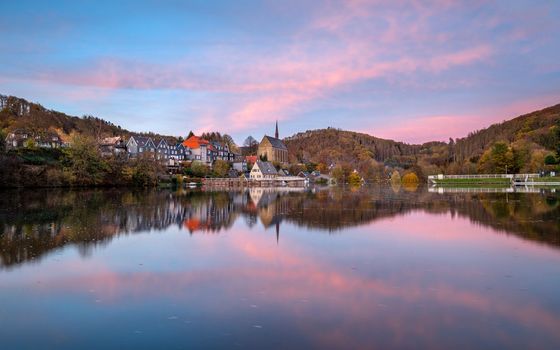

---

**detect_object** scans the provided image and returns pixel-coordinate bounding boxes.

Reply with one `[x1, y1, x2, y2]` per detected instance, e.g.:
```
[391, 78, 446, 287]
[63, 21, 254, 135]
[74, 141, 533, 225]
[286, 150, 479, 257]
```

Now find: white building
[250, 160, 279, 180]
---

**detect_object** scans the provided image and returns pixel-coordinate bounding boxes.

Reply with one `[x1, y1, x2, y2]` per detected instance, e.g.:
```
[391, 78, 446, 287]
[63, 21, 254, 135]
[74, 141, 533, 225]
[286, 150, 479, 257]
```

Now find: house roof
[100, 136, 122, 145]
[245, 155, 257, 164]
[255, 160, 278, 175]
[132, 136, 153, 147]
[183, 135, 211, 149]
[262, 135, 287, 150]
[155, 138, 169, 148]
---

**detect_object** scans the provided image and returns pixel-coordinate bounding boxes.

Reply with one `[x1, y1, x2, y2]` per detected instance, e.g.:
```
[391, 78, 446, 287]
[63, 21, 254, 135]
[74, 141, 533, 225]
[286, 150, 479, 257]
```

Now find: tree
[24, 138, 37, 150]
[348, 171, 362, 186]
[243, 136, 258, 155]
[213, 160, 230, 177]
[244, 136, 258, 147]
[288, 163, 305, 176]
[131, 154, 161, 186]
[65, 134, 107, 185]
[556, 120, 560, 158]
[316, 163, 328, 174]
[544, 154, 558, 165]
[490, 142, 514, 174]
[0, 129, 5, 153]
[331, 163, 352, 184]
[222, 134, 239, 153]
[190, 161, 209, 177]
[187, 131, 195, 139]
[402, 172, 419, 183]
[129, 154, 163, 186]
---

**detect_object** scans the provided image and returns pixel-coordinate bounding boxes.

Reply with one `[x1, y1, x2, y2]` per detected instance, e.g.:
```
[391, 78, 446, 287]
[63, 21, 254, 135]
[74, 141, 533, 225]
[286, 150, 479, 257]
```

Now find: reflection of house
[257, 121, 288, 164]
[250, 161, 279, 179]
[182, 194, 237, 233]
[5, 129, 64, 149]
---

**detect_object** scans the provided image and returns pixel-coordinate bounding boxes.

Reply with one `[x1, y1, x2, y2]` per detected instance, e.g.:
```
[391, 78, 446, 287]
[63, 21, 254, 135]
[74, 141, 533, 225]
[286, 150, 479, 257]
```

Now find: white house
[250, 160, 279, 180]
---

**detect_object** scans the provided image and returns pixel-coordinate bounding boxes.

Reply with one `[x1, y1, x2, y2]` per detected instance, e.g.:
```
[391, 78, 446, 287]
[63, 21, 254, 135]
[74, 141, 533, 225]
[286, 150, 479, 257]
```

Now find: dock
[202, 176, 307, 188]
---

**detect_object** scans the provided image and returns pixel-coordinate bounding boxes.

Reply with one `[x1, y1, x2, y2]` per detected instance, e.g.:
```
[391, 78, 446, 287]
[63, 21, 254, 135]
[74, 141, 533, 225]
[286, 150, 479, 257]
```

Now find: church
[257, 121, 288, 164]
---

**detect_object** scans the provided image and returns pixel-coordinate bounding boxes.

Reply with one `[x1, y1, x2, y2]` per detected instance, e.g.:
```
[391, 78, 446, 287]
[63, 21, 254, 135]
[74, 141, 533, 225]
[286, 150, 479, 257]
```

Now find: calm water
[1, 186, 560, 349]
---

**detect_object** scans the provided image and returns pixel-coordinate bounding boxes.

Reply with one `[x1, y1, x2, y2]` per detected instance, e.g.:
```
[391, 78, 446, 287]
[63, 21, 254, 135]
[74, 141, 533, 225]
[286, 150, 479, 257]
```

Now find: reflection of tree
[1, 187, 559, 269]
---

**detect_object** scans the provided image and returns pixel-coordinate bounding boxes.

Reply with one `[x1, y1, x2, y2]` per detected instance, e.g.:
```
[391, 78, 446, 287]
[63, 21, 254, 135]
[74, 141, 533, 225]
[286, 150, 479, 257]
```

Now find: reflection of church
[248, 188, 302, 242]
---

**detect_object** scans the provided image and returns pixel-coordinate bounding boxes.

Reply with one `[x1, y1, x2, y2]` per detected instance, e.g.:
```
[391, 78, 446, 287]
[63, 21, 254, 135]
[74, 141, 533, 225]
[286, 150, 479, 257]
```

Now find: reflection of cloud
[29, 218, 560, 348]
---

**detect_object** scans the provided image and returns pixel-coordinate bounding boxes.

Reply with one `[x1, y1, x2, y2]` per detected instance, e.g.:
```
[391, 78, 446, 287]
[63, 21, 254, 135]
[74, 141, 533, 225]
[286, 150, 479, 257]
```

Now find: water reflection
[1, 186, 559, 269]
[1, 186, 560, 349]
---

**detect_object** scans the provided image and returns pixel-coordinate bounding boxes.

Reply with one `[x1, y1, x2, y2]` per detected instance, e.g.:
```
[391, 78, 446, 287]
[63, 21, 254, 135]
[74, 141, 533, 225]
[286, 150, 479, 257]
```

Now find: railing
[428, 174, 540, 180]
[428, 187, 543, 194]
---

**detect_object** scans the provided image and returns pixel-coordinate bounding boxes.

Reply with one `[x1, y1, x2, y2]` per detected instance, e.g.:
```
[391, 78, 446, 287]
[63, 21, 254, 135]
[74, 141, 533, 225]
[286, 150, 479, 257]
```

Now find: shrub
[402, 172, 419, 184]
[544, 154, 558, 165]
[348, 172, 362, 186]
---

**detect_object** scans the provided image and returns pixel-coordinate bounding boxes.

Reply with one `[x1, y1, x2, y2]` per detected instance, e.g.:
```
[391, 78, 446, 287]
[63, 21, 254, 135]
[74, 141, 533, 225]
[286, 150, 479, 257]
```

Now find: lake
[1, 186, 559, 349]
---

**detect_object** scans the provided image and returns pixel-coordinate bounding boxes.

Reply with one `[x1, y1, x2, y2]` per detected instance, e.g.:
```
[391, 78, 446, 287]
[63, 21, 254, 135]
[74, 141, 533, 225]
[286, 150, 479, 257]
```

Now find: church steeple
[275, 120, 279, 139]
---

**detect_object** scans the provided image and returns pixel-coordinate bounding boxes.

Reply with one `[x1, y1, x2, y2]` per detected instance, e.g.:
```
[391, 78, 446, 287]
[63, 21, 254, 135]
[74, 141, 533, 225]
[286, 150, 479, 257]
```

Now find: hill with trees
[0, 94, 173, 143]
[1, 93, 559, 182]
[284, 104, 560, 178]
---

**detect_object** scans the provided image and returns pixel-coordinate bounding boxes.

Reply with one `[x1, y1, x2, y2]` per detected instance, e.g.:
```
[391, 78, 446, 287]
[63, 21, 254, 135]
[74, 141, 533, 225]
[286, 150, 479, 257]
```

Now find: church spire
[275, 120, 279, 139]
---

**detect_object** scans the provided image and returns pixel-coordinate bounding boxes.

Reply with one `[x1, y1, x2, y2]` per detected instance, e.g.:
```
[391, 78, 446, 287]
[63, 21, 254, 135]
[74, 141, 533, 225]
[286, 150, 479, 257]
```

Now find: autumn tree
[212, 159, 230, 177]
[131, 154, 161, 186]
[316, 163, 328, 174]
[189, 161, 209, 177]
[65, 134, 107, 185]
[222, 134, 239, 153]
[491, 142, 515, 173]
[331, 163, 353, 184]
[348, 171, 362, 186]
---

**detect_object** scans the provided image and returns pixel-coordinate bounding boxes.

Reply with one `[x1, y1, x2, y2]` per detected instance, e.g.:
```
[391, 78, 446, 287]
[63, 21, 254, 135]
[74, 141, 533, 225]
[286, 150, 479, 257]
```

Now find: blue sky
[0, 0, 559, 144]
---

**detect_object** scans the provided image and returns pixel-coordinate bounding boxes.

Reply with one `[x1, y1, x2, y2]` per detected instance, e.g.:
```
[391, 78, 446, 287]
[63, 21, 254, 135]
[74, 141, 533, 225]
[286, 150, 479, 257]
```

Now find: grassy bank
[432, 177, 511, 185]
[526, 176, 560, 183]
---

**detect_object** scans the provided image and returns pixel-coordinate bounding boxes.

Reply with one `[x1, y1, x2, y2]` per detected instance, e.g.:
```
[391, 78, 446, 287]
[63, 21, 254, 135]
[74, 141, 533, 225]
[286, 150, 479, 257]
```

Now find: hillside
[2, 93, 559, 178]
[285, 128, 428, 165]
[0, 94, 173, 143]
[453, 104, 560, 162]
[284, 104, 560, 176]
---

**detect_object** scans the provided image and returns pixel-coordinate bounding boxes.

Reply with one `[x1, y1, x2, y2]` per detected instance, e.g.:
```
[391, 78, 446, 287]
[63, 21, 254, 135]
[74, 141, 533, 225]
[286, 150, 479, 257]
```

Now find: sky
[0, 0, 559, 144]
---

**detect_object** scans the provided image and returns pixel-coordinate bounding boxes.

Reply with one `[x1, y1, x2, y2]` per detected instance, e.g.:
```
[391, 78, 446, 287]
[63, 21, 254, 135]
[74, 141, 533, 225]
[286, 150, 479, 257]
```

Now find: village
[3, 121, 331, 187]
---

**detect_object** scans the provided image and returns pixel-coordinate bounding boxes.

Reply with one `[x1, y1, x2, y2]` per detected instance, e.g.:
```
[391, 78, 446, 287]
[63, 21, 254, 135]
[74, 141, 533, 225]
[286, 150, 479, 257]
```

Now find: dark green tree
[0, 129, 6, 154]
[490, 142, 514, 173]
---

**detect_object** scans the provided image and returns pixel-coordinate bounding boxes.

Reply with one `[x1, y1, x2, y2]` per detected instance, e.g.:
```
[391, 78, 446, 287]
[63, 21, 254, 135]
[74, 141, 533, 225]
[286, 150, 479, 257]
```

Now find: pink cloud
[12, 0, 505, 135]
[367, 93, 560, 144]
[372, 115, 487, 143]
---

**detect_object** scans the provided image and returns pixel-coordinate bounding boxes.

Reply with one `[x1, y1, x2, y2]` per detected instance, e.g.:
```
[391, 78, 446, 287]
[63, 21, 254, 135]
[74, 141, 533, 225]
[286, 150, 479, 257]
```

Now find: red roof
[182, 135, 212, 149]
[245, 155, 257, 163]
